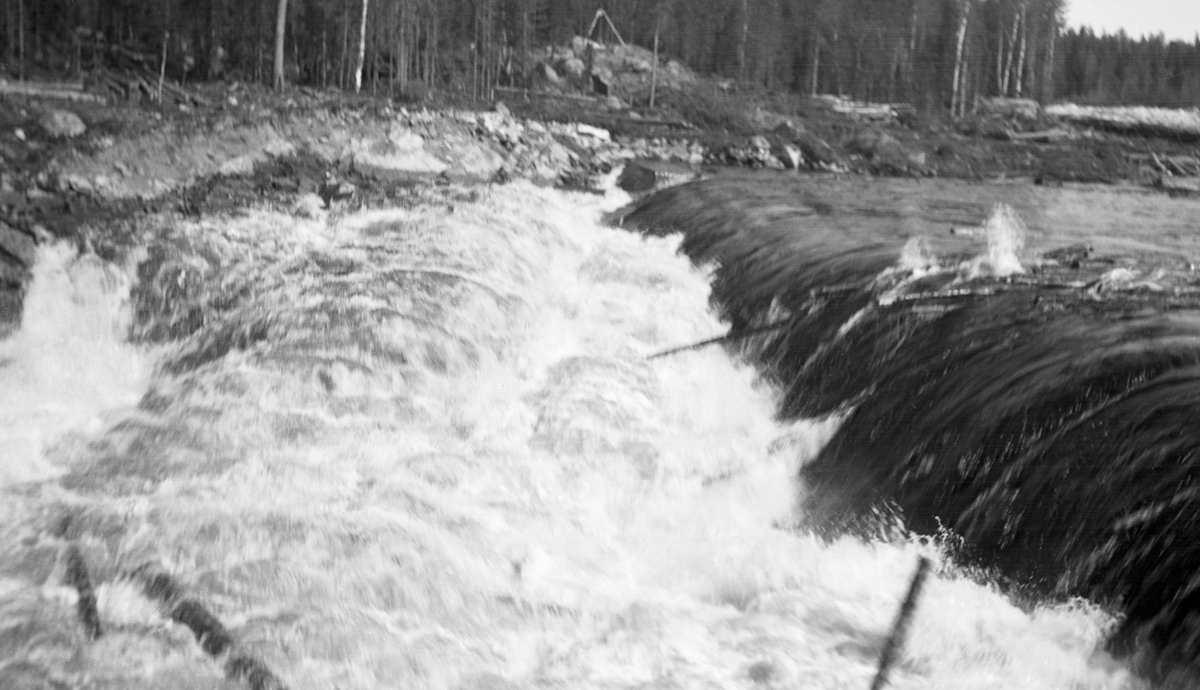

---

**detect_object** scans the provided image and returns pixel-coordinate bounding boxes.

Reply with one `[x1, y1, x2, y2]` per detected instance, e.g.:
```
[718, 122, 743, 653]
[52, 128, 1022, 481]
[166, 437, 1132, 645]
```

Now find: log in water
[618, 172, 1200, 685]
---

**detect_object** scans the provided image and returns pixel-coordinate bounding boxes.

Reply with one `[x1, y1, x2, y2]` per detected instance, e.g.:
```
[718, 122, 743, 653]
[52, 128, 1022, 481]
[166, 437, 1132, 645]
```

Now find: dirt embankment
[2, 59, 1199, 332]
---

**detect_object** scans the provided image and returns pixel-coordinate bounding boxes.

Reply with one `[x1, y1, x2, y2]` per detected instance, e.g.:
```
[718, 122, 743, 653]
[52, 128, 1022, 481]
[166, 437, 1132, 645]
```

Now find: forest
[1, 0, 1198, 113]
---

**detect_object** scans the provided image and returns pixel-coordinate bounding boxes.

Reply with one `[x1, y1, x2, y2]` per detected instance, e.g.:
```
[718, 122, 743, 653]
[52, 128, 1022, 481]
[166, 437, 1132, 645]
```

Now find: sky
[1065, 0, 1200, 42]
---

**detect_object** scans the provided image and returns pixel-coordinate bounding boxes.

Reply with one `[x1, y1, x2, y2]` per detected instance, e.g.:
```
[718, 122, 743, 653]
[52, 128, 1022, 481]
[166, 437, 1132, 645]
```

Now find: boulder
[780, 144, 804, 170]
[351, 126, 448, 181]
[0, 286, 19, 333]
[848, 128, 927, 174]
[793, 130, 840, 167]
[559, 57, 586, 79]
[847, 129, 902, 160]
[772, 120, 801, 138]
[319, 179, 357, 205]
[616, 162, 656, 193]
[570, 36, 603, 55]
[591, 69, 613, 96]
[576, 124, 611, 142]
[217, 155, 257, 176]
[617, 160, 702, 193]
[0, 224, 31, 287]
[38, 109, 86, 138]
[444, 144, 506, 184]
[0, 221, 37, 267]
[293, 193, 327, 218]
[540, 62, 563, 85]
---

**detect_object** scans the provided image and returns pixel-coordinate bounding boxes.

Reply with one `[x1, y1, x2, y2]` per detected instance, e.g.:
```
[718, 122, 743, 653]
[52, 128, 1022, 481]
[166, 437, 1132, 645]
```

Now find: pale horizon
[1066, 0, 1200, 42]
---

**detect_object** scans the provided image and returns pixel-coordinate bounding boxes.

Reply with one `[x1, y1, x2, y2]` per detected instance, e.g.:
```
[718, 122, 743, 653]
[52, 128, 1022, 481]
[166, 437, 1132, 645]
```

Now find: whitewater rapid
[0, 241, 151, 485]
[0, 182, 1142, 689]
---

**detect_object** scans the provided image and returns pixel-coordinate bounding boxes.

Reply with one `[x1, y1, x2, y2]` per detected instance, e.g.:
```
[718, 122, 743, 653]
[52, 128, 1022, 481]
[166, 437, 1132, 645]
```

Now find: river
[3, 175, 1181, 689]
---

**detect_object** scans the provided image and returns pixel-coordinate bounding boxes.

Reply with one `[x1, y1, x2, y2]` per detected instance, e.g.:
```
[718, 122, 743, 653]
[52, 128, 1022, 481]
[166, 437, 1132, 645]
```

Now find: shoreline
[2, 85, 1199, 330]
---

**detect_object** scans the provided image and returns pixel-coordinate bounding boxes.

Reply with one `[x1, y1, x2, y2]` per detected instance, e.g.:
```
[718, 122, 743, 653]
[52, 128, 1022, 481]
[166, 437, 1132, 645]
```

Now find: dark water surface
[618, 171, 1200, 685]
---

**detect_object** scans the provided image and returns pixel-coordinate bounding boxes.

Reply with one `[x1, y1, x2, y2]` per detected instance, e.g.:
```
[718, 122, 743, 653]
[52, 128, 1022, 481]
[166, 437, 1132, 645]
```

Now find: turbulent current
[0, 179, 1157, 689]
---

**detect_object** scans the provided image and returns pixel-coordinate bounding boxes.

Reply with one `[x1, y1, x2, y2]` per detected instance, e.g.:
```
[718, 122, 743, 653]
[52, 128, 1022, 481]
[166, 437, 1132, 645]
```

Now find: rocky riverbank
[3, 55, 1200, 333]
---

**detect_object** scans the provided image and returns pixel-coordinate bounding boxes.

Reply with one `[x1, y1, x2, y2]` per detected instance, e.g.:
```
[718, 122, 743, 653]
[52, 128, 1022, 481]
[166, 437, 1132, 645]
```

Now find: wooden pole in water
[158, 31, 169, 103]
[64, 543, 102, 640]
[647, 317, 797, 360]
[869, 556, 932, 690]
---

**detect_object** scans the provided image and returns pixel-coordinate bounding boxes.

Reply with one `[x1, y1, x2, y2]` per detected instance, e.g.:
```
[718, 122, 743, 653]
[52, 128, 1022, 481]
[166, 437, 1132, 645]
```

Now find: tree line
[1, 0, 1197, 113]
[1057, 28, 1200, 107]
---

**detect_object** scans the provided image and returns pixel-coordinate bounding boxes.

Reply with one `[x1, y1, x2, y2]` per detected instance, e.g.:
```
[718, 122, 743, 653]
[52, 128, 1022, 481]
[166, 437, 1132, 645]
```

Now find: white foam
[0, 187, 1141, 689]
[0, 242, 150, 485]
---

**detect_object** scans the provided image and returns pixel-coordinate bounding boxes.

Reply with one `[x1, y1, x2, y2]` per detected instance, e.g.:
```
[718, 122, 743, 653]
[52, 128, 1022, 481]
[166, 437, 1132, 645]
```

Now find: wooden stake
[869, 556, 932, 690]
[64, 544, 102, 640]
[353, 0, 369, 93]
[648, 317, 795, 360]
[158, 31, 169, 102]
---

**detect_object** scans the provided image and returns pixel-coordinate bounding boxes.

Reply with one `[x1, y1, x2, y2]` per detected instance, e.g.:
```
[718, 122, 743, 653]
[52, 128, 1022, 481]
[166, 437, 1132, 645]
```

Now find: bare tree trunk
[341, 0, 350, 89]
[810, 32, 820, 96]
[206, 0, 223, 80]
[1024, 14, 1041, 98]
[521, 0, 529, 89]
[1001, 6, 1019, 95]
[831, 27, 841, 95]
[426, 10, 435, 85]
[737, 0, 749, 82]
[397, 0, 409, 94]
[906, 1, 919, 100]
[17, 0, 24, 81]
[387, 3, 395, 99]
[1014, 4, 1027, 97]
[995, 17, 1005, 93]
[1041, 19, 1056, 101]
[971, 49, 981, 114]
[255, 3, 263, 84]
[354, 0, 368, 92]
[273, 0, 288, 89]
[949, 0, 970, 116]
[650, 20, 660, 108]
[5, 0, 11, 68]
[430, 8, 438, 86]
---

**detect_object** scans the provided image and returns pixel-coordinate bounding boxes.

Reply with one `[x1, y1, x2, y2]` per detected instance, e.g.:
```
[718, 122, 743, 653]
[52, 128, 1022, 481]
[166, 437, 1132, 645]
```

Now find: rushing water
[0, 179, 1152, 689]
[0, 242, 151, 486]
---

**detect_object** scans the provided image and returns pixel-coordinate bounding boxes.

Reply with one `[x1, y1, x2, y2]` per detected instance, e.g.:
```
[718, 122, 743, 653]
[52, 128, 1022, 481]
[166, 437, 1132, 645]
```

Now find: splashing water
[973, 203, 1027, 277]
[0, 184, 1142, 689]
[0, 242, 151, 485]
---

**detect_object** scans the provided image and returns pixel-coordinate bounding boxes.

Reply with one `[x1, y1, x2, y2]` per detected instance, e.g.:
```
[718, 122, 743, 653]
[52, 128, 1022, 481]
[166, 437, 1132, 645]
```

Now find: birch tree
[950, 0, 971, 115]
[353, 0, 368, 92]
[1013, 2, 1027, 96]
[273, 0, 288, 89]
